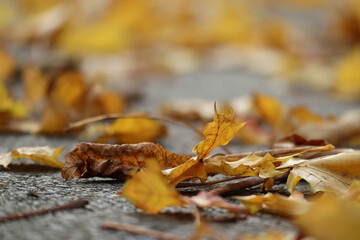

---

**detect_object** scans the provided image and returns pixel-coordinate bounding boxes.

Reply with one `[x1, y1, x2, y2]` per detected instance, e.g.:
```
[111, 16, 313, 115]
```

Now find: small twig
[207, 144, 334, 160]
[101, 222, 187, 240]
[0, 199, 88, 223]
[209, 177, 265, 196]
[176, 175, 245, 188]
[67, 113, 232, 154]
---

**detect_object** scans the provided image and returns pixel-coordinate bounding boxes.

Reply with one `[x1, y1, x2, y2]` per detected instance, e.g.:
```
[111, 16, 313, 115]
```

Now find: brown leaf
[61, 142, 191, 180]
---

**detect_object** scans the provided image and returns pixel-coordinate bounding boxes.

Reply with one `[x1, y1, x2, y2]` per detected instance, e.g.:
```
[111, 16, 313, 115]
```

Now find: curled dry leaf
[121, 159, 185, 214]
[235, 191, 309, 217]
[0, 146, 64, 168]
[205, 153, 287, 179]
[61, 142, 191, 180]
[280, 151, 360, 194]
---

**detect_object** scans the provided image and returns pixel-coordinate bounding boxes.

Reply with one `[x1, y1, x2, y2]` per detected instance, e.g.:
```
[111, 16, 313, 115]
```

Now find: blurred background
[1, 0, 360, 149]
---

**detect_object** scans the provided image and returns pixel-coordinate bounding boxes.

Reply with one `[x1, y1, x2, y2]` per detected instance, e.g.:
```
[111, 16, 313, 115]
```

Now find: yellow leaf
[122, 159, 185, 214]
[0, 83, 27, 119]
[296, 195, 360, 240]
[50, 71, 87, 111]
[90, 117, 167, 144]
[91, 92, 125, 116]
[205, 153, 286, 179]
[193, 103, 245, 160]
[23, 65, 49, 110]
[334, 49, 360, 98]
[235, 191, 309, 217]
[1, 146, 64, 168]
[164, 157, 207, 186]
[253, 94, 284, 133]
[285, 152, 360, 194]
[0, 48, 14, 82]
[289, 106, 323, 125]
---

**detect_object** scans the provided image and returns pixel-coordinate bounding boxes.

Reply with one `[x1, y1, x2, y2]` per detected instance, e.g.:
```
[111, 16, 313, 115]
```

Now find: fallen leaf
[288, 106, 323, 126]
[204, 153, 286, 179]
[235, 191, 309, 217]
[0, 153, 12, 168]
[253, 94, 284, 134]
[0, 146, 64, 168]
[122, 159, 185, 214]
[61, 142, 191, 180]
[50, 71, 87, 111]
[22, 65, 49, 110]
[86, 117, 167, 144]
[282, 151, 360, 194]
[193, 103, 245, 160]
[164, 157, 207, 187]
[334, 49, 360, 99]
[296, 195, 360, 240]
[0, 48, 14, 82]
[0, 83, 27, 121]
[188, 191, 244, 214]
[165, 103, 245, 186]
[91, 91, 125, 116]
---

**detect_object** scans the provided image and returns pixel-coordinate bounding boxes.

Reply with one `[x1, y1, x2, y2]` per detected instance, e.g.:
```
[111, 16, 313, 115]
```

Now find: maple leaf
[0, 146, 64, 168]
[61, 142, 191, 180]
[165, 103, 245, 186]
[121, 159, 185, 214]
[193, 102, 245, 160]
[281, 151, 360, 194]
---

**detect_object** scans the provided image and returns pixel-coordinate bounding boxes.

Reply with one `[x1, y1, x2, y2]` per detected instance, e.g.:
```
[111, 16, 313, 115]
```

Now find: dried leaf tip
[193, 102, 245, 160]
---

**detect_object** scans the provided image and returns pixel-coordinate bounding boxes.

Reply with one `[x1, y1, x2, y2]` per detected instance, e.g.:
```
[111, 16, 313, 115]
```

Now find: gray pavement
[1, 69, 359, 240]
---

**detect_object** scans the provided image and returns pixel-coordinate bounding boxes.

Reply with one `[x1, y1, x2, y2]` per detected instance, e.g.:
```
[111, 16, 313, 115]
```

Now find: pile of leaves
[2, 105, 359, 239]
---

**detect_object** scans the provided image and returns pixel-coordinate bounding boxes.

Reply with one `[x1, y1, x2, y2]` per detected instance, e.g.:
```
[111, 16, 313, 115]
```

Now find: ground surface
[1, 70, 358, 240]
